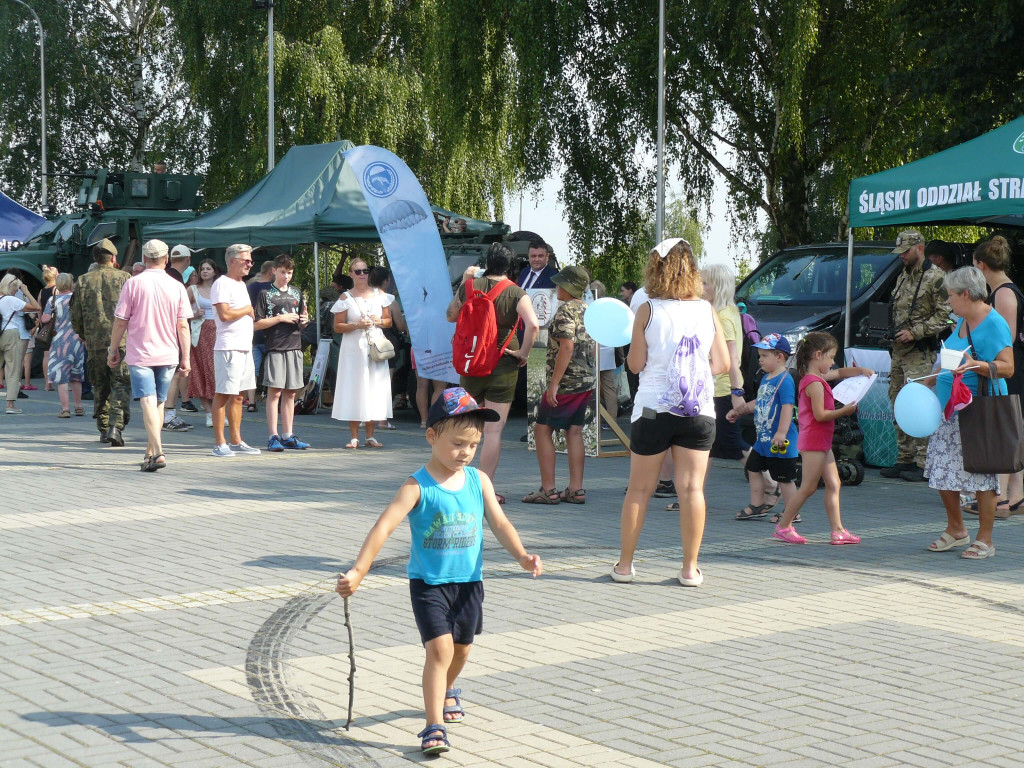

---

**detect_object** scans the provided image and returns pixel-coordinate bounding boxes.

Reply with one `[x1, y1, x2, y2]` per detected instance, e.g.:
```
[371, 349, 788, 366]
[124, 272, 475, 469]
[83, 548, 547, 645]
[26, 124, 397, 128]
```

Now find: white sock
[165, 409, 176, 420]
[282, 432, 292, 439]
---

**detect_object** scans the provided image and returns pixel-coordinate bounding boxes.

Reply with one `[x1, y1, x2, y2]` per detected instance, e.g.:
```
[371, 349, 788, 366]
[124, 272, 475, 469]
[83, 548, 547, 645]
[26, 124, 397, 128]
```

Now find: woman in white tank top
[611, 239, 728, 587]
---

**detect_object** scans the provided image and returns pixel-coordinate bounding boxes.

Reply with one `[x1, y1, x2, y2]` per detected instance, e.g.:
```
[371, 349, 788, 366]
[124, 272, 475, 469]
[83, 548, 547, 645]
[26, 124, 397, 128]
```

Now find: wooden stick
[344, 596, 356, 730]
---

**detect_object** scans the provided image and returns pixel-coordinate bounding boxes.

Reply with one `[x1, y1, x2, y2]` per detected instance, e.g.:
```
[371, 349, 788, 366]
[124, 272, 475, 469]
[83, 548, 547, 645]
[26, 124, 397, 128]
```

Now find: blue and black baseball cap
[426, 387, 501, 429]
[752, 333, 792, 356]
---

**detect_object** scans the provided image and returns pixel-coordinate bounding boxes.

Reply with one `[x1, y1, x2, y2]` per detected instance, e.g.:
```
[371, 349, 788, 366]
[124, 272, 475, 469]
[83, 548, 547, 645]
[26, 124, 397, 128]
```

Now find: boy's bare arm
[479, 473, 542, 577]
[336, 479, 420, 597]
[773, 403, 794, 447]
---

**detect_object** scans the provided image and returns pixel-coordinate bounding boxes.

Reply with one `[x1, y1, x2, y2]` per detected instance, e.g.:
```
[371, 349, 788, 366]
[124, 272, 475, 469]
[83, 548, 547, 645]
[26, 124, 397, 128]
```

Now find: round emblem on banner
[363, 162, 399, 198]
[1014, 131, 1024, 155]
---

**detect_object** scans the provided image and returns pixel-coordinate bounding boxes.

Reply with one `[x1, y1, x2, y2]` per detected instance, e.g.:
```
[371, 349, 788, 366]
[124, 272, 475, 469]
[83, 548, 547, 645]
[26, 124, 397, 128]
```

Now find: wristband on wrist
[731, 388, 744, 397]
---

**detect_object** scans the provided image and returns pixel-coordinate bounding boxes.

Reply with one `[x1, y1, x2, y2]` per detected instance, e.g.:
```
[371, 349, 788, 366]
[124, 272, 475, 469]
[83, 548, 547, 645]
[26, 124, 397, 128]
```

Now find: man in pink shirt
[108, 239, 192, 471]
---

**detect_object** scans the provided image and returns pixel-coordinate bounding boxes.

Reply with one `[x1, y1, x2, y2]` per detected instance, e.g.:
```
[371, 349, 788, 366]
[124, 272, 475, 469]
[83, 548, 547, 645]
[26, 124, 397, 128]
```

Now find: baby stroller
[794, 412, 866, 488]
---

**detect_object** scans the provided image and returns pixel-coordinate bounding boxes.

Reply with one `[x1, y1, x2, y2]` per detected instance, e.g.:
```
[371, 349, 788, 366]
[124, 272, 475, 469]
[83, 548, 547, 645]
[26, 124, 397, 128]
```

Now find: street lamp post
[655, 0, 666, 243]
[252, 0, 275, 171]
[8, 0, 46, 208]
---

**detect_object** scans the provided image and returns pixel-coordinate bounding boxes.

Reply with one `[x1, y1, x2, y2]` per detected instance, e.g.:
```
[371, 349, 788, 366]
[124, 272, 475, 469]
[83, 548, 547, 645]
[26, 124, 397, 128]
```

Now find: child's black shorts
[745, 450, 798, 483]
[409, 579, 484, 645]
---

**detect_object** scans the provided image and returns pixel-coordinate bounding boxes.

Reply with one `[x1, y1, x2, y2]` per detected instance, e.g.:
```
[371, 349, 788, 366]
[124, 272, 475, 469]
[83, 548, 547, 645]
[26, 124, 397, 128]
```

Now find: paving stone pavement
[4, 387, 1024, 767]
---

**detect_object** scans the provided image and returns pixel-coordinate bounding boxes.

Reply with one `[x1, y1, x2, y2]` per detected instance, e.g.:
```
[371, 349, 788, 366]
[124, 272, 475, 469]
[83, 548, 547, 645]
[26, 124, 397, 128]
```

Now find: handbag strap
[963, 320, 1000, 396]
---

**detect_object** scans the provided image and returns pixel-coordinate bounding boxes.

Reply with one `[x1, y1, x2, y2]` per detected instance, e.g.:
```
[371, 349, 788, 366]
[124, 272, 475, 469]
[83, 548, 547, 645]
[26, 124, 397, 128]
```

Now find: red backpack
[452, 279, 521, 377]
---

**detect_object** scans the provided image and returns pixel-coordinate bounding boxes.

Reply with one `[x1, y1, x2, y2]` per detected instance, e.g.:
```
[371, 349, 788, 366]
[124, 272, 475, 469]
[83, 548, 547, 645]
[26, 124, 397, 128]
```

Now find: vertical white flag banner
[344, 145, 458, 383]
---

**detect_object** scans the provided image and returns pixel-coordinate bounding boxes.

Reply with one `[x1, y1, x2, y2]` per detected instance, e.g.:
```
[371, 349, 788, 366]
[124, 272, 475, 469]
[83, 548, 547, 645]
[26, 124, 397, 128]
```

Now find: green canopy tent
[843, 115, 1024, 344]
[146, 140, 499, 338]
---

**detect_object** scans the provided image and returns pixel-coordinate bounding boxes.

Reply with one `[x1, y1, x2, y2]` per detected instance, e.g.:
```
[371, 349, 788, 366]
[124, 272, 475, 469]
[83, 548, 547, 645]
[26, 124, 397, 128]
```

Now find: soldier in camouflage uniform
[523, 265, 596, 505]
[70, 239, 131, 445]
[883, 230, 950, 482]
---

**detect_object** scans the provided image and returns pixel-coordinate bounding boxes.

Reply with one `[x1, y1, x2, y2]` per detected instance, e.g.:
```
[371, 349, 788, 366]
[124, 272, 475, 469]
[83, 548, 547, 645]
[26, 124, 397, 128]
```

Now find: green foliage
[581, 193, 705, 291]
[0, 1, 206, 210]
[167, 0, 552, 217]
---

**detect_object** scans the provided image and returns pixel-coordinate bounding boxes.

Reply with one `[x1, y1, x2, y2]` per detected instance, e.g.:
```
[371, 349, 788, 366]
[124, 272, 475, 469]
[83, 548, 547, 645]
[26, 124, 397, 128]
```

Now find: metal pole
[655, 0, 666, 242]
[267, 1, 275, 171]
[9, 0, 46, 207]
[313, 242, 321, 342]
[844, 227, 854, 349]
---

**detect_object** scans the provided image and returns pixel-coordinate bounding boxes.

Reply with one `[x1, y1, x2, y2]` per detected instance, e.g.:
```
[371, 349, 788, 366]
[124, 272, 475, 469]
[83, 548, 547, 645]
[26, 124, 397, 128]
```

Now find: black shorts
[629, 411, 716, 456]
[745, 450, 798, 484]
[711, 395, 749, 460]
[409, 579, 484, 645]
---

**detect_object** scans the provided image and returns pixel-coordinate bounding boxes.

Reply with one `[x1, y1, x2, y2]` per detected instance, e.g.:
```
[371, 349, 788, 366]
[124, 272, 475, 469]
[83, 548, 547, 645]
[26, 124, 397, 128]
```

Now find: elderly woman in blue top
[925, 267, 1014, 560]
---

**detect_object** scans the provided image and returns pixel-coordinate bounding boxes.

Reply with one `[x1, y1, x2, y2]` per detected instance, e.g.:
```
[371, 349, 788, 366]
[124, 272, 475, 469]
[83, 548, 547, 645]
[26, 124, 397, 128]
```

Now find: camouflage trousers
[87, 352, 131, 432]
[888, 346, 936, 468]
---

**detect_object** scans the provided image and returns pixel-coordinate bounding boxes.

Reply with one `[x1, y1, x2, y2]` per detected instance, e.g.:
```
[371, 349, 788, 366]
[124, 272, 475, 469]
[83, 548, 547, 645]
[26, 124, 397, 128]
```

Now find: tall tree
[167, 0, 556, 216]
[0, 0, 205, 210]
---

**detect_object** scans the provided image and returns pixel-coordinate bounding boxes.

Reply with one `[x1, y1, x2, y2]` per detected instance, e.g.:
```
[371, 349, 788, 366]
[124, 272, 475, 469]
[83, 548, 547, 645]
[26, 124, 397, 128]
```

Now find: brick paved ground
[3, 386, 1024, 767]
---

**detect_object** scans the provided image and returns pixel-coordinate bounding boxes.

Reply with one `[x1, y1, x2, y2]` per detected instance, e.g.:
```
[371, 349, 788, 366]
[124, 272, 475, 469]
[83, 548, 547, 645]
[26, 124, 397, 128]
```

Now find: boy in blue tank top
[336, 386, 543, 756]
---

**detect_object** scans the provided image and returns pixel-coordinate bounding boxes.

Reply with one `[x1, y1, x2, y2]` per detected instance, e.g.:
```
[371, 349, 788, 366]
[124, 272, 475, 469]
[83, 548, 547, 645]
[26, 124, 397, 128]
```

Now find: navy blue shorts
[711, 395, 750, 460]
[409, 579, 484, 645]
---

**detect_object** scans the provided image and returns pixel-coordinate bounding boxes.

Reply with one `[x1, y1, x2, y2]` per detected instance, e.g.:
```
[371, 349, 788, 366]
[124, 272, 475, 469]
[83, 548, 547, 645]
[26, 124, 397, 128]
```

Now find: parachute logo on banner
[1014, 131, 1024, 155]
[363, 162, 399, 198]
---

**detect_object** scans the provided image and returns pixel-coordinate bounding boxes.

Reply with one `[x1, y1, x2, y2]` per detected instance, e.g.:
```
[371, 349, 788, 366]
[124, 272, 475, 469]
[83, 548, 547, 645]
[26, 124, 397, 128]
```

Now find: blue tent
[0, 190, 45, 250]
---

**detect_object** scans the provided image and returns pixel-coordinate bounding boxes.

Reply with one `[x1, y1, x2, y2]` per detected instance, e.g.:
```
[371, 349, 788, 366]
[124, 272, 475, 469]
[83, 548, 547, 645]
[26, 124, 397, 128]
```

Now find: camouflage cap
[551, 264, 590, 299]
[94, 238, 117, 257]
[892, 230, 924, 254]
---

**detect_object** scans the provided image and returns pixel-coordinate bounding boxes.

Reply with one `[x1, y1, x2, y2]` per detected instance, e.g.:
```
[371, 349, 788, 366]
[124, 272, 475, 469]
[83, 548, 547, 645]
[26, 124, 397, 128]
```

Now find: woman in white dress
[331, 258, 394, 448]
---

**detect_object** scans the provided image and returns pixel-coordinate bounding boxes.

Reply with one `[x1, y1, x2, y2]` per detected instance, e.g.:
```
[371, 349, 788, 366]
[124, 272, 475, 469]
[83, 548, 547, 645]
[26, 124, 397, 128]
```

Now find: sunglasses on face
[239, 259, 253, 265]
[353, 268, 370, 275]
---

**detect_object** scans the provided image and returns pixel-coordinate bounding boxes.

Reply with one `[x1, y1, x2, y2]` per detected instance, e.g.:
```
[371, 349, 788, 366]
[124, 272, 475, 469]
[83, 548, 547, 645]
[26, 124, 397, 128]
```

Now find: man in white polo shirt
[210, 244, 261, 456]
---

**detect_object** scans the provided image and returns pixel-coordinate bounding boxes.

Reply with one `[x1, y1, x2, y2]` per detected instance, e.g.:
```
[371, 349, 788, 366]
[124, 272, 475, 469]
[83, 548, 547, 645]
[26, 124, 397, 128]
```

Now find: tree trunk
[775, 148, 811, 248]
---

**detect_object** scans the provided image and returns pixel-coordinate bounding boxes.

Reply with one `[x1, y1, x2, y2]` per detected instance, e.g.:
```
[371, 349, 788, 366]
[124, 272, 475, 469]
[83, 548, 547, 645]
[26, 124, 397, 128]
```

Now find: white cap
[142, 239, 169, 260]
[169, 244, 191, 260]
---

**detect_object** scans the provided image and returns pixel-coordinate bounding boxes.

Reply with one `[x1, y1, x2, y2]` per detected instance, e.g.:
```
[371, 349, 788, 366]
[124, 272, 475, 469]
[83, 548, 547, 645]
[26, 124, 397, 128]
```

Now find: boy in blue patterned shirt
[336, 387, 542, 755]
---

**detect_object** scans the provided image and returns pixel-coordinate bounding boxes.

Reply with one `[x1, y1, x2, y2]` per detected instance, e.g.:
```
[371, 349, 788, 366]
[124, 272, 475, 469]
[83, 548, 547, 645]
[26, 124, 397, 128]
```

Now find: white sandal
[344, 438, 359, 449]
[927, 532, 970, 552]
[961, 541, 995, 560]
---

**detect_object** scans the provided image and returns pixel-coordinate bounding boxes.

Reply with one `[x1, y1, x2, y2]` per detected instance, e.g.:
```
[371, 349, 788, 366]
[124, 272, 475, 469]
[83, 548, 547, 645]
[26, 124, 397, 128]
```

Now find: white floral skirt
[924, 414, 999, 492]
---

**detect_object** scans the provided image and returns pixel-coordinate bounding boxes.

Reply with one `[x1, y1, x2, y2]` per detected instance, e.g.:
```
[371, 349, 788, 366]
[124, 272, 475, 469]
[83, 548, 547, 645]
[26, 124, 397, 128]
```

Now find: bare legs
[416, 376, 443, 427]
[477, 400, 511, 481]
[138, 395, 165, 457]
[776, 450, 846, 533]
[617, 446, 710, 580]
[57, 381, 82, 412]
[213, 393, 243, 445]
[422, 635, 471, 746]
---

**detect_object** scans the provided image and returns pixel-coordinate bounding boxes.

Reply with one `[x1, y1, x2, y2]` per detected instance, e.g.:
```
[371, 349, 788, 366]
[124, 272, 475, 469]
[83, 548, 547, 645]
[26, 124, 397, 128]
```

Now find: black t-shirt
[255, 285, 306, 352]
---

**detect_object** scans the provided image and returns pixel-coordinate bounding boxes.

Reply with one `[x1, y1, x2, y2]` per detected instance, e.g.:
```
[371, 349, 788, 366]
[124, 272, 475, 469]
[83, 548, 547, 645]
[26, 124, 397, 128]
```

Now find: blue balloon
[893, 382, 942, 438]
[583, 297, 634, 347]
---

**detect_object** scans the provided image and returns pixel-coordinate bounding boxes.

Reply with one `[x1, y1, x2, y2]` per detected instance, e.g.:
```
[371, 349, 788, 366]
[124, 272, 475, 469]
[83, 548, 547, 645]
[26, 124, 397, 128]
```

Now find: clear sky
[505, 172, 738, 271]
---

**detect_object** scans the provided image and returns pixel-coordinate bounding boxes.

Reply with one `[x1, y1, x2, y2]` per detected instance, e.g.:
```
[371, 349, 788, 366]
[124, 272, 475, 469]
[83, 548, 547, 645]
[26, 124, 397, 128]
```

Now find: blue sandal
[444, 687, 464, 723]
[417, 723, 450, 755]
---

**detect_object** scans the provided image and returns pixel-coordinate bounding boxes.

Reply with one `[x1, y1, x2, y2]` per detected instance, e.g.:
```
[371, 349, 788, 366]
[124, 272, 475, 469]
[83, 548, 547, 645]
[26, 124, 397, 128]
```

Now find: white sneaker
[230, 441, 261, 455]
[205, 413, 213, 428]
[212, 443, 234, 457]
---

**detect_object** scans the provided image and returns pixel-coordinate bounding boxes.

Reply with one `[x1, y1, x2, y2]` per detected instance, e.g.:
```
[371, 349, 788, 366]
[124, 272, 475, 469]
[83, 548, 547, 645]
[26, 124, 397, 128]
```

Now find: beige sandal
[522, 487, 560, 504]
[559, 487, 586, 504]
[57, 410, 70, 419]
[344, 439, 359, 449]
[365, 437, 383, 448]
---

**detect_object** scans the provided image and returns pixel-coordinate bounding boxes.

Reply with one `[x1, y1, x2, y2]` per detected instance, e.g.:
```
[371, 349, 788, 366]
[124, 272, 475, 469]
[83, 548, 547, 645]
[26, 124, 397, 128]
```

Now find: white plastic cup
[939, 347, 964, 370]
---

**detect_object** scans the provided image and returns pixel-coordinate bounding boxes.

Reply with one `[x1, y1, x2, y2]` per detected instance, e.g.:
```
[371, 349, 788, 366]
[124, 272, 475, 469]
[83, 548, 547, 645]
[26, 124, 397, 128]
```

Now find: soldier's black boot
[880, 462, 915, 479]
[107, 426, 124, 447]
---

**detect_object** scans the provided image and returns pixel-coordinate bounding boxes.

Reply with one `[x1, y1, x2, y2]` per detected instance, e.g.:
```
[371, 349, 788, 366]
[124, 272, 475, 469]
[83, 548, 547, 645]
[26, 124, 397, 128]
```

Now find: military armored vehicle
[0, 169, 203, 291]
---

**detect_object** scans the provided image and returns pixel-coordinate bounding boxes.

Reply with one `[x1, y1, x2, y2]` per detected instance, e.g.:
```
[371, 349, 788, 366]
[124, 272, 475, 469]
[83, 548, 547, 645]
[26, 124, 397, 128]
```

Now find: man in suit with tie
[517, 239, 558, 289]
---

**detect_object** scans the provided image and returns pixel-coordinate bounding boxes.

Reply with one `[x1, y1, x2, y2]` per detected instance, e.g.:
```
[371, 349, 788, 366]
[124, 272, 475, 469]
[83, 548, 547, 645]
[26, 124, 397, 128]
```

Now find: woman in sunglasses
[331, 258, 395, 448]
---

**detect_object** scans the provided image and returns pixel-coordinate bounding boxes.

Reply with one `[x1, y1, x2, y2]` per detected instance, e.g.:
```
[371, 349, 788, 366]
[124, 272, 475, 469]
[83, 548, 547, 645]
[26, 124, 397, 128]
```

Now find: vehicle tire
[838, 458, 865, 487]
